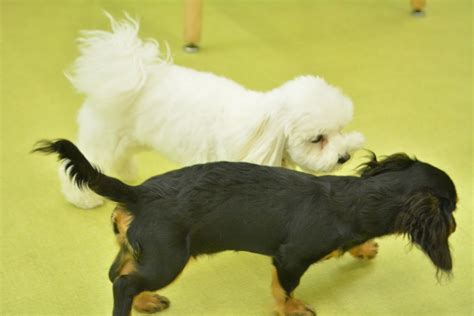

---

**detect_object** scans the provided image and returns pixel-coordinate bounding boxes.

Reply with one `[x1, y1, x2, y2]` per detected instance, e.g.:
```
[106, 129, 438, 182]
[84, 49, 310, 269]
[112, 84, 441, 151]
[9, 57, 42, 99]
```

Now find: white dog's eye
[311, 135, 324, 144]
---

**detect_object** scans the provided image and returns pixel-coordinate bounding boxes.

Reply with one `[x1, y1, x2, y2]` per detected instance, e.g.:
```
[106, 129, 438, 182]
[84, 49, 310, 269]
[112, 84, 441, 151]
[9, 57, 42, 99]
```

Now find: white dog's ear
[239, 116, 286, 166]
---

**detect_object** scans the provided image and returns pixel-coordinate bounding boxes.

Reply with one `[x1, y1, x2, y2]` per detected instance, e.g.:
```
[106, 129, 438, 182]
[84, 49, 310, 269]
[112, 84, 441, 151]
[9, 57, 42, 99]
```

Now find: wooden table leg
[184, 0, 203, 52]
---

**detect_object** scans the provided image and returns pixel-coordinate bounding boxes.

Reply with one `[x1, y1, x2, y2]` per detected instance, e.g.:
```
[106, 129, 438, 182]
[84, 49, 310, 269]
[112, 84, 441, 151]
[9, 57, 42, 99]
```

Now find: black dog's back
[34, 140, 343, 257]
[133, 162, 337, 256]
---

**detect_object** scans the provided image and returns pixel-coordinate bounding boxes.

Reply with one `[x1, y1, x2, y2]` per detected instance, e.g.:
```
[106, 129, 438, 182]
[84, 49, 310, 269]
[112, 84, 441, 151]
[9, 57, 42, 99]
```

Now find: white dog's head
[275, 76, 365, 172]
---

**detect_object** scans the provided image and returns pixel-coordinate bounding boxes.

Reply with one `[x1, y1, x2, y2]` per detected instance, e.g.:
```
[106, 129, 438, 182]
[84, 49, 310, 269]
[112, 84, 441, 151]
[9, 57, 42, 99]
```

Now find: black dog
[34, 139, 457, 316]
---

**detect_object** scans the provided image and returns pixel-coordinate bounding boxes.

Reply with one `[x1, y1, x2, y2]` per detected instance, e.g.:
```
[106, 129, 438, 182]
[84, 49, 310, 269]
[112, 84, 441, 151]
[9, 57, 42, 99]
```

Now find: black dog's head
[360, 153, 458, 275]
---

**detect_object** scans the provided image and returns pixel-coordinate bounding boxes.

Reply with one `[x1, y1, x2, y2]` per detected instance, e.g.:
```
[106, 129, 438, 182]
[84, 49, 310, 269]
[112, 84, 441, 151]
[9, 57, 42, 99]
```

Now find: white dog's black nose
[337, 154, 351, 164]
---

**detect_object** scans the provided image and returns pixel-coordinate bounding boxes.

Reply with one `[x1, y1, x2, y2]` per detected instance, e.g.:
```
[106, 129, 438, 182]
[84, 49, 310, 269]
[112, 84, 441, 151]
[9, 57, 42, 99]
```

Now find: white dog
[60, 14, 365, 208]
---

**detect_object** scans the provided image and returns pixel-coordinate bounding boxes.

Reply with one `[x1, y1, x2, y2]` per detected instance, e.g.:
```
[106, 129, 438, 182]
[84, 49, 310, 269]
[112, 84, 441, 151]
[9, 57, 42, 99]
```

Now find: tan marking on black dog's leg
[111, 205, 134, 246]
[109, 247, 138, 286]
[120, 253, 137, 275]
[133, 291, 170, 313]
[349, 240, 379, 259]
[272, 267, 287, 312]
[321, 249, 343, 261]
[271, 268, 316, 316]
[109, 205, 138, 282]
[110, 206, 141, 316]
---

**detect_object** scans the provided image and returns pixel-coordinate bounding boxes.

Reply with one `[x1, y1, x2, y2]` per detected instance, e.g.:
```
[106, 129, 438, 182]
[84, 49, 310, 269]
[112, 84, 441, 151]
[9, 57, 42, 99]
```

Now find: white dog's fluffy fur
[60, 14, 365, 208]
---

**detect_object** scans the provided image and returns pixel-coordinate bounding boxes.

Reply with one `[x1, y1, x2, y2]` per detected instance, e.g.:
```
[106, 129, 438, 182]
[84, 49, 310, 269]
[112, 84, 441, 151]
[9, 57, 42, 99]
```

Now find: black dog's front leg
[271, 258, 315, 316]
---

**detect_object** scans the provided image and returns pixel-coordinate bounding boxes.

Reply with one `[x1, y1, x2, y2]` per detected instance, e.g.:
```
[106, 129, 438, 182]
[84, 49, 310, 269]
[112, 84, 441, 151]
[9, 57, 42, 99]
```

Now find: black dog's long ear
[395, 192, 452, 275]
[359, 152, 416, 178]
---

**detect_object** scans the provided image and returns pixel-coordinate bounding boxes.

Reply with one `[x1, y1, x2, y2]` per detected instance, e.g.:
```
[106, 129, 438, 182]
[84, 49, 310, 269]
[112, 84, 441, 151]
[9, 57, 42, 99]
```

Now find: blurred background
[1, 0, 472, 315]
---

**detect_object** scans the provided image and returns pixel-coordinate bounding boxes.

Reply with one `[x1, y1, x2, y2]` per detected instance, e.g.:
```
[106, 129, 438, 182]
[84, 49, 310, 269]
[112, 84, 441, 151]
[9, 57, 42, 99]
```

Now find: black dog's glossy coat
[34, 140, 457, 316]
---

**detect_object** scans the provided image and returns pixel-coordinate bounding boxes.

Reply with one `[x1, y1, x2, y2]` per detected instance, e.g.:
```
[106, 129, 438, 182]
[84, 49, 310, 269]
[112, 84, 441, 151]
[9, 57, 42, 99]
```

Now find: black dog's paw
[278, 299, 316, 316]
[286, 305, 316, 316]
[133, 292, 170, 313]
[350, 240, 379, 260]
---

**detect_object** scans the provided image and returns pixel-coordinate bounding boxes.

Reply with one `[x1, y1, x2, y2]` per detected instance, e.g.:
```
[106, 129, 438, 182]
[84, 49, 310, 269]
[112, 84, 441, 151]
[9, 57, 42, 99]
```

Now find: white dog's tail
[67, 13, 170, 107]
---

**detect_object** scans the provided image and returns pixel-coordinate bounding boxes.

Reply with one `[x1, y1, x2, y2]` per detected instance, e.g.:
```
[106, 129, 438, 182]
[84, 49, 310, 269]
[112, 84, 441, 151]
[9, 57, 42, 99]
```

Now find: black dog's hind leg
[271, 257, 315, 316]
[113, 274, 144, 316]
[112, 228, 190, 316]
[112, 256, 189, 316]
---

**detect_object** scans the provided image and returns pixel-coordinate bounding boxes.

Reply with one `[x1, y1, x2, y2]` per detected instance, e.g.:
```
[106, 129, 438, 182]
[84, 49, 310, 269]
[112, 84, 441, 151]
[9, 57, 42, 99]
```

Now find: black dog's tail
[33, 139, 138, 204]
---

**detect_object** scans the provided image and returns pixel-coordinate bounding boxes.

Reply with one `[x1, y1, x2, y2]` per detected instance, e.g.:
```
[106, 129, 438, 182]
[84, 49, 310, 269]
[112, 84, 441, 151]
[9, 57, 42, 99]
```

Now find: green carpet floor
[1, 0, 472, 315]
